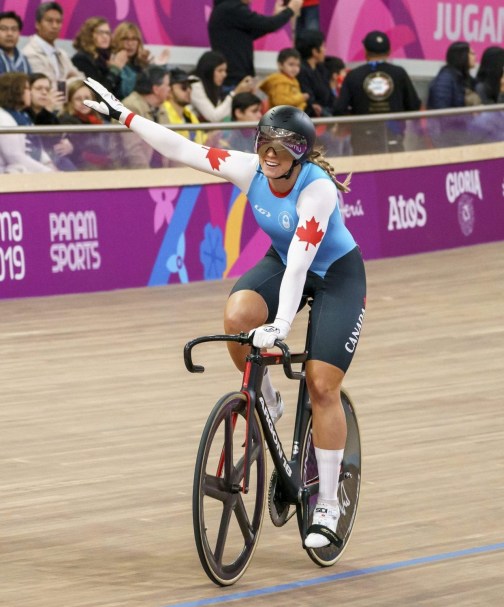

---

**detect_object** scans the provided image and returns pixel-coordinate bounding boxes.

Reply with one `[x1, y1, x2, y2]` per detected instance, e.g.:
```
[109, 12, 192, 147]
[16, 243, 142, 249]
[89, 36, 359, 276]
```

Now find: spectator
[471, 47, 504, 143]
[190, 50, 254, 122]
[225, 91, 263, 152]
[110, 22, 171, 100]
[0, 11, 31, 74]
[26, 73, 62, 124]
[208, 0, 303, 89]
[22, 2, 83, 90]
[427, 41, 479, 109]
[71, 17, 127, 100]
[295, 0, 320, 39]
[205, 91, 263, 150]
[427, 41, 480, 147]
[319, 57, 351, 157]
[296, 30, 337, 117]
[163, 68, 206, 145]
[258, 47, 308, 110]
[58, 79, 119, 170]
[121, 65, 171, 168]
[25, 72, 75, 170]
[475, 46, 504, 104]
[0, 72, 54, 173]
[324, 56, 347, 98]
[334, 30, 421, 154]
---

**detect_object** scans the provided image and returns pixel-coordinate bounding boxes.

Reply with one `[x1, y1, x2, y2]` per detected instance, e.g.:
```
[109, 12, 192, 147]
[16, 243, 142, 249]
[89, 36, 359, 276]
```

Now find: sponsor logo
[302, 431, 312, 482]
[387, 193, 427, 231]
[446, 170, 483, 203]
[49, 211, 101, 273]
[259, 397, 292, 477]
[0, 210, 25, 282]
[254, 204, 271, 218]
[446, 171, 482, 237]
[457, 194, 476, 236]
[345, 308, 365, 353]
[340, 199, 365, 220]
[434, 3, 504, 44]
[278, 210, 294, 231]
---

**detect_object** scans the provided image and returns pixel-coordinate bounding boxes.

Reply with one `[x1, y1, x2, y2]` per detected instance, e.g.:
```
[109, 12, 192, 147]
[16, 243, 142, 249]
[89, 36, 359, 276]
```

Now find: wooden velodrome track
[1, 241, 503, 607]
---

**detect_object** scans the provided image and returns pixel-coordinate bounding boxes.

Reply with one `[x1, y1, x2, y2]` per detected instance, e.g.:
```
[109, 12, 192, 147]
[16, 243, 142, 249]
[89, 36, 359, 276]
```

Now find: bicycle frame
[184, 333, 319, 530]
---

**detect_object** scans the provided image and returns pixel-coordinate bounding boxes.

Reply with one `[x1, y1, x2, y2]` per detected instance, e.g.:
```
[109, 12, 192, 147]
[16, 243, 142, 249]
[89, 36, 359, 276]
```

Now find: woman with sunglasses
[84, 77, 366, 550]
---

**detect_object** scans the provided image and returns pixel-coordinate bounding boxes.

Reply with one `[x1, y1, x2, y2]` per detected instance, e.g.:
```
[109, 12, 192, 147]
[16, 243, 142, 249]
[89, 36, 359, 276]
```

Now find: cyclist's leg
[224, 247, 285, 371]
[306, 361, 346, 449]
[304, 247, 366, 547]
[225, 290, 268, 371]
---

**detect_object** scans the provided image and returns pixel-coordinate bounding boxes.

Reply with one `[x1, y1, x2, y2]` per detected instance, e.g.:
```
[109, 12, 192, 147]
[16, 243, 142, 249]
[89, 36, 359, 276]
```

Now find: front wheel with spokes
[193, 392, 267, 586]
[299, 387, 361, 567]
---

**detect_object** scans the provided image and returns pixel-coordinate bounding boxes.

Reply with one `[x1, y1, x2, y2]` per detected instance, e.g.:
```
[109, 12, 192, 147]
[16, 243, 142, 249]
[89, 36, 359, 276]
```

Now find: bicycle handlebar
[183, 333, 305, 380]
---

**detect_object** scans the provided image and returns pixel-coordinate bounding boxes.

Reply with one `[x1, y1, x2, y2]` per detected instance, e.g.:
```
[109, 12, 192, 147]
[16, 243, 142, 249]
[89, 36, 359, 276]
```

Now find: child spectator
[225, 92, 263, 152]
[258, 48, 308, 110]
[324, 56, 347, 98]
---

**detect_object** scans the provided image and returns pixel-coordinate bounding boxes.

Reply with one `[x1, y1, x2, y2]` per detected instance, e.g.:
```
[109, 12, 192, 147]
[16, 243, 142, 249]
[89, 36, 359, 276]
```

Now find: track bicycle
[183, 303, 361, 586]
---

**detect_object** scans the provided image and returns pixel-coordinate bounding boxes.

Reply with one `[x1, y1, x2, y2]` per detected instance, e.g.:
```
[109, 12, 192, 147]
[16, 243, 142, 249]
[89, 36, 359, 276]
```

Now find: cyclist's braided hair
[307, 148, 351, 193]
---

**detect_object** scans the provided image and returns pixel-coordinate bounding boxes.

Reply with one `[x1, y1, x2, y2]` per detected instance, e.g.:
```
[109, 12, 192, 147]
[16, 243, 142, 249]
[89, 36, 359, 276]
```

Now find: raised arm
[83, 78, 258, 192]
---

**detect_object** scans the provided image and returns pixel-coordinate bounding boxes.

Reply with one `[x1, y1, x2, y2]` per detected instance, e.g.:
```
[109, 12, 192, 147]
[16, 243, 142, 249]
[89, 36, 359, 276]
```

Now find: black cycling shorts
[230, 246, 367, 372]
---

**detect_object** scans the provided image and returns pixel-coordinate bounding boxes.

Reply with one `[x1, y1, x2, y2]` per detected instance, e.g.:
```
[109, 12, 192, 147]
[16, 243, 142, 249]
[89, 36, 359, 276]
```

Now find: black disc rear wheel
[299, 388, 361, 567]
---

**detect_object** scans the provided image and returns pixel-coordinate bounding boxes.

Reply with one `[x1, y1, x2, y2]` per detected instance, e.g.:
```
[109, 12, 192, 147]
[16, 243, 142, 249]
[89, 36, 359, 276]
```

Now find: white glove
[83, 77, 131, 124]
[250, 318, 291, 349]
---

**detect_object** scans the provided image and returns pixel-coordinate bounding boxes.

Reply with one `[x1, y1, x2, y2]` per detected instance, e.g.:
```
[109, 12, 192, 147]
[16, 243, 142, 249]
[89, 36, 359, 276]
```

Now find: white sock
[262, 367, 277, 406]
[315, 447, 344, 504]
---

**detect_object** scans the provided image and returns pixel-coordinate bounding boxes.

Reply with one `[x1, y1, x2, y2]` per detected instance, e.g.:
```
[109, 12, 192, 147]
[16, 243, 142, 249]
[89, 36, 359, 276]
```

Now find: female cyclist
[83, 77, 366, 549]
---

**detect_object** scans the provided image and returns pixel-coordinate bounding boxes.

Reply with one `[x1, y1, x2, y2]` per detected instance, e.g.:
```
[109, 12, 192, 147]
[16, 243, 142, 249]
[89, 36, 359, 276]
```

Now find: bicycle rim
[300, 388, 361, 567]
[193, 392, 267, 586]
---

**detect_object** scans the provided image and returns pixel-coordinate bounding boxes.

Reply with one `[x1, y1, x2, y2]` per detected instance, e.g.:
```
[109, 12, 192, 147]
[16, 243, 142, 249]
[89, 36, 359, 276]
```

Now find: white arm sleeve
[127, 113, 257, 192]
[275, 179, 338, 326]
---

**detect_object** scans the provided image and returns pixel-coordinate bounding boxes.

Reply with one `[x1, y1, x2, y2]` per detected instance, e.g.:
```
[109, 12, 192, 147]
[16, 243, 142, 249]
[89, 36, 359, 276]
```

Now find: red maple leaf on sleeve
[204, 147, 230, 171]
[296, 216, 325, 250]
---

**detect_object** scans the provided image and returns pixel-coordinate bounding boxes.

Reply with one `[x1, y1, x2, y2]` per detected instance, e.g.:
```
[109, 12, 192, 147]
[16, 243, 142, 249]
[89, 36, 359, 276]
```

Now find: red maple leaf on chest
[205, 147, 230, 171]
[296, 216, 325, 250]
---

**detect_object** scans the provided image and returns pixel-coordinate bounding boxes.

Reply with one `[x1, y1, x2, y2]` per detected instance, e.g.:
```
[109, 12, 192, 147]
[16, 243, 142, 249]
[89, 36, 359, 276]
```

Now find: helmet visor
[254, 125, 308, 160]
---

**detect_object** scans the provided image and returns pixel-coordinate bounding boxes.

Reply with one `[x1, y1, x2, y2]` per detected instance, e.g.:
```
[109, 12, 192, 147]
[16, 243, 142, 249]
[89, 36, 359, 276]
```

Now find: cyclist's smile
[259, 145, 299, 182]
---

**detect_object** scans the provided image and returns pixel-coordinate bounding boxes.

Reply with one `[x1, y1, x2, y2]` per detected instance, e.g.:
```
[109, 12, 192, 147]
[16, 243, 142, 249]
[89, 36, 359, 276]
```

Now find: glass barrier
[0, 105, 503, 173]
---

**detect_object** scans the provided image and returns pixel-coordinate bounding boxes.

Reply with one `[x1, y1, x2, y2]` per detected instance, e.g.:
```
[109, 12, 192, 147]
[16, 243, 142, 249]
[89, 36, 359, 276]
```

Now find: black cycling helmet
[254, 105, 316, 163]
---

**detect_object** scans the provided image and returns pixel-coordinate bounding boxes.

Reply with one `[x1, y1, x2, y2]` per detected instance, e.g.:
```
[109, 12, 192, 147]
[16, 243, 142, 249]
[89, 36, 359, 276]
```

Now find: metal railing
[0, 104, 502, 169]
